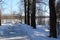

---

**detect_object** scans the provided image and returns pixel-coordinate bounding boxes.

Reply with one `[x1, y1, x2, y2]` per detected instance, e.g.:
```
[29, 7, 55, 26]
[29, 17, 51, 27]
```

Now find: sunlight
[45, 29, 49, 32]
[34, 31, 46, 37]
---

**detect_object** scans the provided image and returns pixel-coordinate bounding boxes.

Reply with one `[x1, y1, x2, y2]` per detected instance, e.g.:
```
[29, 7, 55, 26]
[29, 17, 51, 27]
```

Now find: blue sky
[1, 0, 49, 16]
[2, 0, 24, 15]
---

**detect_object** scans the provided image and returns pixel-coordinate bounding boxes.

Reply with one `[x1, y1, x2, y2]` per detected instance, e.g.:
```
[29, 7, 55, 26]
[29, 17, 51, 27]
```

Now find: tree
[56, 0, 60, 36]
[56, 0, 60, 20]
[49, 0, 57, 38]
[24, 0, 30, 25]
[0, 0, 7, 25]
[0, 9, 1, 26]
[31, 0, 36, 29]
[36, 0, 48, 25]
[26, 0, 30, 25]
[0, 0, 2, 26]
[24, 0, 27, 24]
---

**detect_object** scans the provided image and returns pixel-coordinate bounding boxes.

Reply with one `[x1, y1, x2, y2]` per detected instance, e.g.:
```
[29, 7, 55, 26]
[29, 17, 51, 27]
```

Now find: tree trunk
[24, 0, 27, 24]
[31, 0, 36, 29]
[0, 9, 1, 26]
[27, 0, 30, 25]
[49, 0, 57, 38]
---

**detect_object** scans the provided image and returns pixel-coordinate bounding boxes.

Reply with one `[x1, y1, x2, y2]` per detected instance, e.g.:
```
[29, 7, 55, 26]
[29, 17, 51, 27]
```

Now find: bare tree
[36, 0, 48, 25]
[24, 0, 27, 24]
[27, 0, 30, 25]
[0, 9, 1, 26]
[49, 0, 57, 38]
[31, 0, 36, 29]
[56, 0, 60, 20]
[24, 0, 30, 25]
[0, 0, 2, 26]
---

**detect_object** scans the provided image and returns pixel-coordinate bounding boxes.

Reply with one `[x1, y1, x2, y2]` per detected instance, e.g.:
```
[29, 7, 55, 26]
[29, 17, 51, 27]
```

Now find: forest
[0, 0, 60, 40]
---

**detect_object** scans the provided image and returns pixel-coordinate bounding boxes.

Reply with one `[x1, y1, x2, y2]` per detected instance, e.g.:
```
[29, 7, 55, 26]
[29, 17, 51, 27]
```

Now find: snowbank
[0, 23, 60, 40]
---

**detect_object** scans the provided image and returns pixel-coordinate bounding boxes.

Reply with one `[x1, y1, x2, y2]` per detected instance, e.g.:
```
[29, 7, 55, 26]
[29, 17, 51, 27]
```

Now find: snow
[0, 22, 60, 40]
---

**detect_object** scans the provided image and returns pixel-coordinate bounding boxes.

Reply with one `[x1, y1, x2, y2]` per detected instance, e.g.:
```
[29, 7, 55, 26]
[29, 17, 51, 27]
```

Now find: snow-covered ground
[0, 22, 60, 40]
